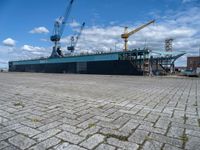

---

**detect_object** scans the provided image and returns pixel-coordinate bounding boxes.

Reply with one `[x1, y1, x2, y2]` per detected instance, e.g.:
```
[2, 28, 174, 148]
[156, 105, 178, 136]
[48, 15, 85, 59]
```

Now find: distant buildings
[187, 56, 200, 69]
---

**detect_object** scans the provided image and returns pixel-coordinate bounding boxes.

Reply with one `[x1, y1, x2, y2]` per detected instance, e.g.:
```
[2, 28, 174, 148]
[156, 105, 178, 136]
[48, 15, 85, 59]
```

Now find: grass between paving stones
[100, 133, 128, 141]
[144, 136, 154, 141]
[13, 102, 25, 108]
[182, 116, 188, 122]
[88, 123, 96, 128]
[179, 134, 188, 143]
[198, 119, 200, 127]
[97, 106, 104, 109]
[31, 118, 40, 122]
[193, 102, 197, 106]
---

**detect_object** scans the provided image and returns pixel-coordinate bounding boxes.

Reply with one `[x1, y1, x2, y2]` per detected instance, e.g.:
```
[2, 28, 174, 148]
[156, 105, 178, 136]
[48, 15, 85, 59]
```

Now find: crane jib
[50, 0, 75, 57]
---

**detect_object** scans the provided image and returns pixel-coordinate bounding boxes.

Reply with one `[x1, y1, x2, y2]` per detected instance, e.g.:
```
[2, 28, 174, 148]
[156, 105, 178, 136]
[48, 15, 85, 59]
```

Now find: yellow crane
[121, 20, 155, 51]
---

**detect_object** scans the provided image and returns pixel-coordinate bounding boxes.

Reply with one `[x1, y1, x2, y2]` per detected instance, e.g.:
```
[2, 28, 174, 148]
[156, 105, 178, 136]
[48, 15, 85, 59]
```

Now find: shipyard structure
[9, 49, 185, 75]
[8, 0, 185, 75]
[9, 50, 148, 75]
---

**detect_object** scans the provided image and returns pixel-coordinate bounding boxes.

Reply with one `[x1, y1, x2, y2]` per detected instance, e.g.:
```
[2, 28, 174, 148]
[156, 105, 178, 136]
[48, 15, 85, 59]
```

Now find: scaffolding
[165, 38, 173, 52]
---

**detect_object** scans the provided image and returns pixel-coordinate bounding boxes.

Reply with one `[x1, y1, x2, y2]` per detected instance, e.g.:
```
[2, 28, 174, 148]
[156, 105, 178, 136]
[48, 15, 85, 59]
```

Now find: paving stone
[149, 133, 183, 148]
[112, 116, 130, 127]
[8, 134, 36, 150]
[0, 116, 9, 124]
[95, 143, 116, 150]
[137, 109, 150, 117]
[38, 121, 62, 131]
[60, 112, 77, 119]
[97, 121, 121, 130]
[144, 113, 159, 123]
[100, 128, 129, 137]
[21, 119, 43, 128]
[80, 134, 105, 149]
[58, 144, 87, 150]
[29, 137, 61, 150]
[59, 118, 81, 126]
[119, 121, 139, 134]
[186, 129, 200, 137]
[185, 136, 200, 150]
[142, 140, 163, 150]
[155, 118, 171, 130]
[16, 126, 41, 137]
[119, 110, 139, 115]
[171, 122, 200, 131]
[1, 145, 20, 150]
[108, 111, 124, 120]
[54, 142, 70, 150]
[0, 123, 24, 134]
[128, 129, 149, 144]
[138, 124, 166, 134]
[167, 127, 184, 138]
[77, 118, 98, 129]
[56, 131, 85, 144]
[129, 118, 153, 126]
[33, 128, 61, 142]
[104, 108, 117, 116]
[163, 144, 183, 150]
[186, 117, 199, 127]
[80, 125, 101, 137]
[0, 131, 17, 141]
[58, 124, 82, 134]
[0, 141, 9, 149]
[26, 114, 45, 122]
[94, 116, 114, 122]
[107, 138, 139, 150]
[41, 115, 63, 124]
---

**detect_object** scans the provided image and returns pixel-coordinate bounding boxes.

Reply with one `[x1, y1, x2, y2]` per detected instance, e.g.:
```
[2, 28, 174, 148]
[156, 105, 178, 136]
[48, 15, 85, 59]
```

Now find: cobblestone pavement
[0, 72, 200, 150]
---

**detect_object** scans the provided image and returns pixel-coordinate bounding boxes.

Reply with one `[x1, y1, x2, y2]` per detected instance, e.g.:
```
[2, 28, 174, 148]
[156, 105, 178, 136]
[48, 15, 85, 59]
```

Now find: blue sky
[0, 0, 200, 68]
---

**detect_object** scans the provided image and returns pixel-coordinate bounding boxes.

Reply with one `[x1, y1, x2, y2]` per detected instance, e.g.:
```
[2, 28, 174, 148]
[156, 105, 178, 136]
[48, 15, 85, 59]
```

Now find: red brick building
[187, 56, 200, 69]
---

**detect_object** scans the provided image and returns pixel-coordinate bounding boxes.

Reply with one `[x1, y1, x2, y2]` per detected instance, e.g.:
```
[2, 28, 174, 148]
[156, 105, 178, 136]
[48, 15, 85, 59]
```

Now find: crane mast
[121, 20, 155, 51]
[50, 0, 74, 58]
[68, 22, 85, 53]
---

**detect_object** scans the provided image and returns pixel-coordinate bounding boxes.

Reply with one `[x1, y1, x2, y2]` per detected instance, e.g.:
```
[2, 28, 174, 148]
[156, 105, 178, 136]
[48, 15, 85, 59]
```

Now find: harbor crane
[50, 0, 74, 57]
[121, 20, 155, 51]
[68, 22, 85, 53]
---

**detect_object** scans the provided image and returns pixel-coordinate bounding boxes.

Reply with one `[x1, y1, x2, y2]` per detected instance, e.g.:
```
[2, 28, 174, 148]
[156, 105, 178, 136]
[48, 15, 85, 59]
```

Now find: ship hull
[9, 60, 143, 75]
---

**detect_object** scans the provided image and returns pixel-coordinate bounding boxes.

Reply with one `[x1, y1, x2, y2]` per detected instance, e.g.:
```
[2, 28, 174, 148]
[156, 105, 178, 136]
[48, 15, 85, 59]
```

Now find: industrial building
[187, 56, 200, 70]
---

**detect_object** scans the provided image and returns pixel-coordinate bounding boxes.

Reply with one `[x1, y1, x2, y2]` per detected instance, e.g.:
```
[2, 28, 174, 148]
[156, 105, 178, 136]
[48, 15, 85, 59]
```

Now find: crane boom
[121, 20, 155, 51]
[60, 0, 74, 37]
[74, 22, 85, 48]
[68, 22, 85, 52]
[127, 20, 155, 37]
[50, 0, 74, 57]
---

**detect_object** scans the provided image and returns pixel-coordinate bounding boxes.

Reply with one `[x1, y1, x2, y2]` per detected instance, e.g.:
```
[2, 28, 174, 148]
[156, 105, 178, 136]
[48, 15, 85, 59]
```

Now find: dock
[0, 73, 199, 149]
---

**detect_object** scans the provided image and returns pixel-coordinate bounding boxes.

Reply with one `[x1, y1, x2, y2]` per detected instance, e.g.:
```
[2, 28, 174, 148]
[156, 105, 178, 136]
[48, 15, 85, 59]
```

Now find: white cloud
[21, 45, 46, 52]
[69, 20, 80, 28]
[0, 59, 7, 64]
[29, 27, 49, 34]
[2, 38, 16, 47]
[0, 46, 16, 68]
[182, 0, 196, 3]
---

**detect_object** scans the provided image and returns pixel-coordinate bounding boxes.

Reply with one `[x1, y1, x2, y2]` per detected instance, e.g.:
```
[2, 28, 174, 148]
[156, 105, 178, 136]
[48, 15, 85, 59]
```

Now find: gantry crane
[67, 22, 85, 53]
[50, 0, 74, 57]
[121, 20, 155, 51]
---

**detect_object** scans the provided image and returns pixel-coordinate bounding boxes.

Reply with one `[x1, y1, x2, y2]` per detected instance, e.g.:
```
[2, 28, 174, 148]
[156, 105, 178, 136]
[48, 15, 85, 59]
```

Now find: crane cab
[50, 35, 61, 42]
